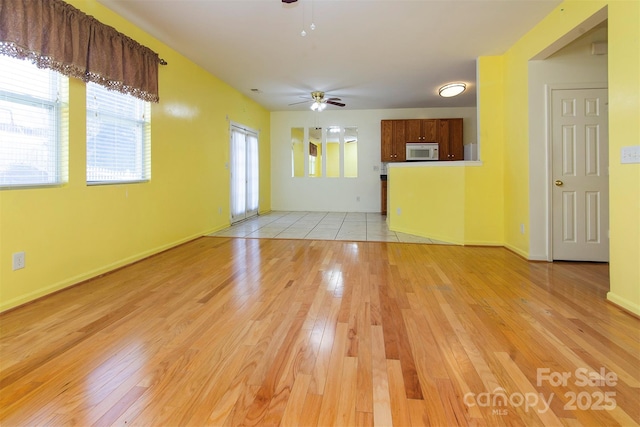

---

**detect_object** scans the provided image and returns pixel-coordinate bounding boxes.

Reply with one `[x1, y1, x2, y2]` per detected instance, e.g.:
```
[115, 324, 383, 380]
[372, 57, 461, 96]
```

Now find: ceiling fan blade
[326, 100, 346, 107]
[325, 97, 341, 102]
[288, 99, 312, 106]
[282, 0, 297, 3]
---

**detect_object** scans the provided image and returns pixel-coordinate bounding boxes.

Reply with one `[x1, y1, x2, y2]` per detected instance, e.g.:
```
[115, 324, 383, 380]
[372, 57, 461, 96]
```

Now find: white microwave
[406, 142, 439, 161]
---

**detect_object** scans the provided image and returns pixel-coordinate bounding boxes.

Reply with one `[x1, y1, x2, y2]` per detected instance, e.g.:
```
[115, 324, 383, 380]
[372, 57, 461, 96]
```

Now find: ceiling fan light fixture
[302, 91, 344, 111]
[310, 101, 327, 111]
[439, 83, 466, 98]
[313, 102, 326, 111]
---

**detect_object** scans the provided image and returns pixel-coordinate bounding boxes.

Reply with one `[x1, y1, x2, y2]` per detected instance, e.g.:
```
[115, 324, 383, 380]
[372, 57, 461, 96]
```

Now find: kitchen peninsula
[380, 117, 484, 245]
[386, 160, 482, 245]
[380, 117, 465, 215]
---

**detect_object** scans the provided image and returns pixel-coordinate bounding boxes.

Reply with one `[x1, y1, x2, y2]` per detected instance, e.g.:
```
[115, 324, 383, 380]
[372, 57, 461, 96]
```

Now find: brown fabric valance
[0, 0, 162, 102]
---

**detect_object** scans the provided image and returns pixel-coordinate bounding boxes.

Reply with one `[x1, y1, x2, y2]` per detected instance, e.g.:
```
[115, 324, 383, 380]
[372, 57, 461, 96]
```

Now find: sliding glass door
[230, 124, 259, 223]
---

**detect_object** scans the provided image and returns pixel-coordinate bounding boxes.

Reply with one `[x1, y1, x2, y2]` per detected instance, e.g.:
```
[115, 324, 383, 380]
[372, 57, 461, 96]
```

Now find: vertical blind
[86, 82, 150, 183]
[0, 55, 66, 187]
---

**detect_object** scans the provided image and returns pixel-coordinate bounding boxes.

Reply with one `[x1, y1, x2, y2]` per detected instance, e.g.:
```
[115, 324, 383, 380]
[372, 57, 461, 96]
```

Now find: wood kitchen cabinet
[381, 180, 387, 215]
[381, 120, 406, 162]
[438, 118, 463, 161]
[405, 119, 438, 143]
[382, 117, 463, 162]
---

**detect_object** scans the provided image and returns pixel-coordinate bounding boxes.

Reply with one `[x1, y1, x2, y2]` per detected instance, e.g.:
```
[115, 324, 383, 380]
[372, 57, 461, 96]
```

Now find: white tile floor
[208, 211, 453, 244]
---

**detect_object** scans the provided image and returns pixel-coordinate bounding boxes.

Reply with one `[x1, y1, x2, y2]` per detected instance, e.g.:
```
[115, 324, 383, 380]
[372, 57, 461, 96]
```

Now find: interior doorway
[230, 123, 259, 224]
[526, 10, 608, 261]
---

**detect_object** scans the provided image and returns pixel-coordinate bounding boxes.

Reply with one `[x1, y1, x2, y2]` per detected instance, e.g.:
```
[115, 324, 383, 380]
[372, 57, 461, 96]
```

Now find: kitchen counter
[388, 160, 482, 168]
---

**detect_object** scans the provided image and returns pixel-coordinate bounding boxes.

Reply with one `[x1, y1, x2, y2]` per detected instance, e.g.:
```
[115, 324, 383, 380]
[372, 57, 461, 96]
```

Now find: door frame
[545, 82, 608, 261]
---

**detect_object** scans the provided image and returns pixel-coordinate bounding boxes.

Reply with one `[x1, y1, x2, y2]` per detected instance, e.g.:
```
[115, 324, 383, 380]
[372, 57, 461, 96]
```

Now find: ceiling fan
[289, 91, 346, 111]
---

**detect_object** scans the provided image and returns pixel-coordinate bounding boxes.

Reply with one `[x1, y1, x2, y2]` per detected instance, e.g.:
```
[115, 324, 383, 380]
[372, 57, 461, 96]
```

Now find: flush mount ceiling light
[439, 83, 466, 98]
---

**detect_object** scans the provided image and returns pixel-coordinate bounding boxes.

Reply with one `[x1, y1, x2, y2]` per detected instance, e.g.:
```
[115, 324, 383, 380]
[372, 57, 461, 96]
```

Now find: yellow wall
[0, 0, 271, 311]
[465, 56, 505, 247]
[388, 166, 465, 245]
[606, 0, 640, 314]
[496, 0, 639, 314]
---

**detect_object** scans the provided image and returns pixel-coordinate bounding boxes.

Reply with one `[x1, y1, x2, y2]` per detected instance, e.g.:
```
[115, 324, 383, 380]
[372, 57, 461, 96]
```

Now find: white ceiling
[97, 0, 562, 111]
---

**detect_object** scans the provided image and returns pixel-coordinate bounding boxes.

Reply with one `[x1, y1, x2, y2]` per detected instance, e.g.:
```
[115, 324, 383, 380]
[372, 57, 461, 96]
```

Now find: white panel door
[551, 88, 609, 261]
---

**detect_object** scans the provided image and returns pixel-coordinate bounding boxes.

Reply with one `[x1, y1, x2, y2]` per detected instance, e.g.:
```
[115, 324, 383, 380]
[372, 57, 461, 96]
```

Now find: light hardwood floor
[1, 237, 638, 426]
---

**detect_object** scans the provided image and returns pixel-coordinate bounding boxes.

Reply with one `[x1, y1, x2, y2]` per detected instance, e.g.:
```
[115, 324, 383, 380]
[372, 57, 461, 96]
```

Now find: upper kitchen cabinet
[381, 120, 406, 162]
[405, 119, 438, 143]
[438, 118, 463, 161]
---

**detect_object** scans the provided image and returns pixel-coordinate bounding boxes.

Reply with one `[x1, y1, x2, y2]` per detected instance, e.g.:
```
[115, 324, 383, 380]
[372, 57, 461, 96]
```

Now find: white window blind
[86, 82, 150, 184]
[0, 55, 67, 188]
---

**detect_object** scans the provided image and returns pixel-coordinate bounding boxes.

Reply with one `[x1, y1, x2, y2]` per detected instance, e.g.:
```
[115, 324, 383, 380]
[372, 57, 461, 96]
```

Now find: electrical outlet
[520, 223, 525, 234]
[218, 207, 223, 214]
[397, 207, 402, 216]
[12, 252, 25, 270]
[356, 196, 360, 202]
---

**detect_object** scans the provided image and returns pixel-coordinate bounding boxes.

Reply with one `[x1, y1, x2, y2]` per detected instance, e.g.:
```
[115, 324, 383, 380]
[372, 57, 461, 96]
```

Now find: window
[86, 82, 150, 184]
[291, 127, 304, 177]
[309, 139, 321, 177]
[290, 126, 357, 178]
[344, 127, 358, 178]
[326, 129, 340, 178]
[0, 55, 67, 188]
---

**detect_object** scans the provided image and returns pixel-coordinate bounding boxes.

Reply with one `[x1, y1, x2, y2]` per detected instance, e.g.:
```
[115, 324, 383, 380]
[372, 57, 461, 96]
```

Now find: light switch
[621, 146, 640, 164]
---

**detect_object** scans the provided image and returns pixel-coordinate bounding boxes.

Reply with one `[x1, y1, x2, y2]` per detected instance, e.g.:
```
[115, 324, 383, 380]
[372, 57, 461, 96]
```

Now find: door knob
[555, 180, 563, 186]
